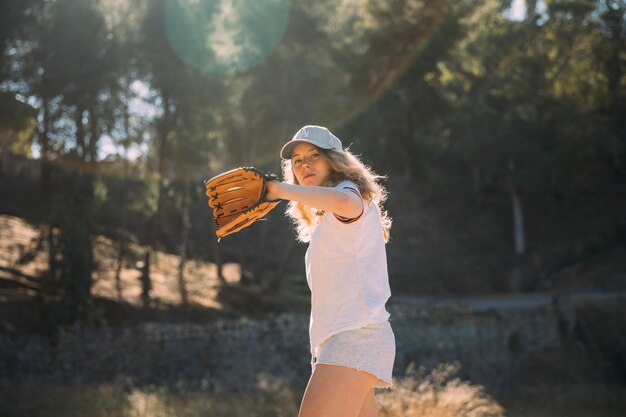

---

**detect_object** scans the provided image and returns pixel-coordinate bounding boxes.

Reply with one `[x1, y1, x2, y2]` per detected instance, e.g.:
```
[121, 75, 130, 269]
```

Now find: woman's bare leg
[298, 364, 379, 417]
[357, 388, 377, 417]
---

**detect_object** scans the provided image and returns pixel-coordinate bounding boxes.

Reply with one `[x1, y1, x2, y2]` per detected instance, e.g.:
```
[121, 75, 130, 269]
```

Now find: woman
[264, 125, 395, 417]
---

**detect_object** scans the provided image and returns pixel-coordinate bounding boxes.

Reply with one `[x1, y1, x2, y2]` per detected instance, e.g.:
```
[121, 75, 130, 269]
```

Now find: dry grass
[0, 363, 507, 417]
[0, 382, 270, 417]
[2, 361, 624, 417]
[377, 362, 505, 417]
[0, 374, 298, 417]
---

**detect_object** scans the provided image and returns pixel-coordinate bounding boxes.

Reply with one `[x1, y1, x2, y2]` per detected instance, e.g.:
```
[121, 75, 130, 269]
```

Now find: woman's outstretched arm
[265, 182, 362, 219]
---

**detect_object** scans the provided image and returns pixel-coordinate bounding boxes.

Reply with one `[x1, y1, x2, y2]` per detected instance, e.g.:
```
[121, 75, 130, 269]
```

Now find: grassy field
[0, 364, 503, 417]
[1, 363, 625, 417]
[2, 212, 626, 416]
[2, 217, 625, 417]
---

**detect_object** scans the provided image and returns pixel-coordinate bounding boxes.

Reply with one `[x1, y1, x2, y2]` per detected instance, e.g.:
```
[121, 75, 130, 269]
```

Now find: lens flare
[164, 0, 291, 75]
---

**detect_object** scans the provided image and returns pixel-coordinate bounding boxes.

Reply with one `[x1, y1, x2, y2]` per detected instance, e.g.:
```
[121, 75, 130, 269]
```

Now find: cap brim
[280, 139, 333, 160]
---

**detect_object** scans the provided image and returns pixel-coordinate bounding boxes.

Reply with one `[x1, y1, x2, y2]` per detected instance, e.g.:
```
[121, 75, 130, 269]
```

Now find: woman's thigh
[357, 388, 377, 417]
[298, 363, 380, 417]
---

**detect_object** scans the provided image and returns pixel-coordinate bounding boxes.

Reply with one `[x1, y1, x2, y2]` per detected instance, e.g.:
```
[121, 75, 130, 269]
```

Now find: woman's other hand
[264, 180, 282, 201]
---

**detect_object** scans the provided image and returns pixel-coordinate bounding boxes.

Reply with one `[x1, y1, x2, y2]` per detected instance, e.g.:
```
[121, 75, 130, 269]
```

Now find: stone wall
[1, 292, 621, 393]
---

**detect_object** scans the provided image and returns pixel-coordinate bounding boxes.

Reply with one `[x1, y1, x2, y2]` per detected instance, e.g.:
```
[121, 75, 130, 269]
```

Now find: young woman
[264, 125, 395, 417]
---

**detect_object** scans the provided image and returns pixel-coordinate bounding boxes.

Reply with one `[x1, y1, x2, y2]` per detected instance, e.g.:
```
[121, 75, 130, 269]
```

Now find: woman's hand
[264, 180, 282, 201]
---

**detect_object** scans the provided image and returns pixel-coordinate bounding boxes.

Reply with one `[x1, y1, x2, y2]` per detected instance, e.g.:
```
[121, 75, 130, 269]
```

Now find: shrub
[377, 362, 505, 417]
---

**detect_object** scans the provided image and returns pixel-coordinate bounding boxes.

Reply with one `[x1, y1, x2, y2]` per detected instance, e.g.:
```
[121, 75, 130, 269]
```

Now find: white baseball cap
[280, 125, 343, 160]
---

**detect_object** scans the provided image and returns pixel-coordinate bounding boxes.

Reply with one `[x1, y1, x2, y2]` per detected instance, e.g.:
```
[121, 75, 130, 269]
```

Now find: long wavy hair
[281, 146, 392, 243]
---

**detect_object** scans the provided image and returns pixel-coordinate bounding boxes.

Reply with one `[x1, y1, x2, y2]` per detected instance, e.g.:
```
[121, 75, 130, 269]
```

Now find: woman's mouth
[304, 173, 315, 179]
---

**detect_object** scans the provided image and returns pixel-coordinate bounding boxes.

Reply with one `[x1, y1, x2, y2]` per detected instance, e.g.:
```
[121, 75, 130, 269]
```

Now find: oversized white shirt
[305, 180, 392, 363]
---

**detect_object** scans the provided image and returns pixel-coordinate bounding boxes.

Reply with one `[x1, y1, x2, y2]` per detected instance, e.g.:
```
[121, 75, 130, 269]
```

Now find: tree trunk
[238, 229, 250, 284]
[508, 158, 526, 256]
[524, 0, 538, 23]
[41, 99, 57, 279]
[142, 93, 172, 304]
[114, 84, 134, 302]
[88, 106, 98, 165]
[252, 218, 269, 287]
[114, 233, 125, 301]
[47, 223, 57, 280]
[211, 221, 226, 285]
[40, 99, 51, 187]
[472, 165, 484, 209]
[177, 180, 190, 305]
[140, 250, 152, 307]
[177, 251, 189, 305]
[57, 172, 94, 322]
[75, 106, 85, 160]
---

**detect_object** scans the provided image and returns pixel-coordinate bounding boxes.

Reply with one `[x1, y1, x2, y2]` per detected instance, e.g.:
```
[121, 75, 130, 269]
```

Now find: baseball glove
[205, 166, 281, 239]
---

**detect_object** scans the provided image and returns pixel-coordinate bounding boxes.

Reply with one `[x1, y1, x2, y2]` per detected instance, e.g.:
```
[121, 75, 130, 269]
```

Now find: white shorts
[311, 320, 396, 389]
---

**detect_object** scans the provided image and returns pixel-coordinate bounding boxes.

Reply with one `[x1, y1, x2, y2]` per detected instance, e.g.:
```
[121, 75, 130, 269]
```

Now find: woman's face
[291, 143, 332, 186]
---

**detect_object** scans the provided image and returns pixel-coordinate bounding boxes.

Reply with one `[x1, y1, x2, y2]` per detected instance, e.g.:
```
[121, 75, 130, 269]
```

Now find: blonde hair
[281, 147, 392, 243]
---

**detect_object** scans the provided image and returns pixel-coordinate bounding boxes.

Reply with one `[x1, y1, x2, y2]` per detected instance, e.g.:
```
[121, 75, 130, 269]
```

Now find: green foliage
[419, 0, 625, 190]
[3, 0, 624, 182]
[1, 0, 625, 318]
[0, 92, 37, 157]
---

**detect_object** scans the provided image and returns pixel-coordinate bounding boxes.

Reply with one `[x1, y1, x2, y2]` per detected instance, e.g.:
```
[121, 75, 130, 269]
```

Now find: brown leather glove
[205, 167, 281, 239]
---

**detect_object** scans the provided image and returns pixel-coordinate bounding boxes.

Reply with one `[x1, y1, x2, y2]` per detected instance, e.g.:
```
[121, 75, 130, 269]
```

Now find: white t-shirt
[305, 180, 392, 363]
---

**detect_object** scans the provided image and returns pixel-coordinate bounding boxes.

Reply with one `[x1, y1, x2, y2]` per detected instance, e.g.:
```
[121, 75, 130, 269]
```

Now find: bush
[377, 362, 505, 417]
